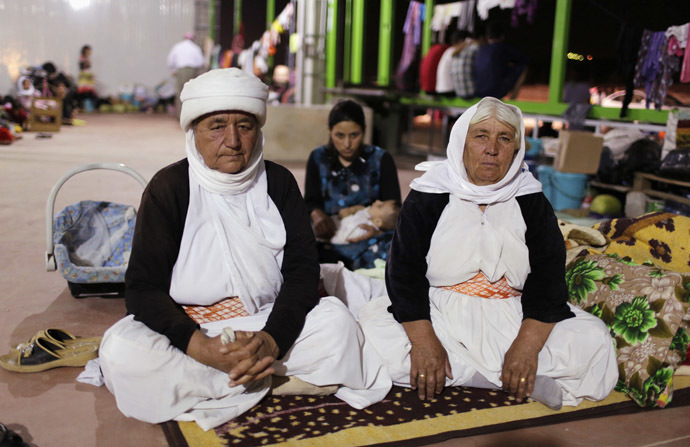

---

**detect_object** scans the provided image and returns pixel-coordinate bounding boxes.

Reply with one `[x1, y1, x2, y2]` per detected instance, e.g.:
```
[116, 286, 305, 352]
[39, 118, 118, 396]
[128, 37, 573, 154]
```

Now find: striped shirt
[450, 42, 479, 98]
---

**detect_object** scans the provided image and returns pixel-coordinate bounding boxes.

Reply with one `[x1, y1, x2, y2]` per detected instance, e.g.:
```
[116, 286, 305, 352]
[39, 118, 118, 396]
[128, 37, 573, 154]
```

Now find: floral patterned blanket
[566, 212, 690, 408]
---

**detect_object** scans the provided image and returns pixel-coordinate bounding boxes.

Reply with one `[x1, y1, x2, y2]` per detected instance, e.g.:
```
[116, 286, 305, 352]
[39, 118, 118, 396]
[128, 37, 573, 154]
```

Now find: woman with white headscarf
[359, 97, 617, 409]
[99, 68, 391, 430]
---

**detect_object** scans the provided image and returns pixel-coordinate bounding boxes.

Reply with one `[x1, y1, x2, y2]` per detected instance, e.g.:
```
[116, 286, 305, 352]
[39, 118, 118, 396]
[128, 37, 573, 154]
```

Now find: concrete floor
[1, 113, 690, 447]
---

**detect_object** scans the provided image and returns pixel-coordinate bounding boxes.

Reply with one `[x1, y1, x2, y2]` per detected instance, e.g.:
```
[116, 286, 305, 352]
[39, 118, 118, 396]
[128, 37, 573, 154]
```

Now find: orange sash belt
[440, 272, 521, 299]
[183, 296, 250, 324]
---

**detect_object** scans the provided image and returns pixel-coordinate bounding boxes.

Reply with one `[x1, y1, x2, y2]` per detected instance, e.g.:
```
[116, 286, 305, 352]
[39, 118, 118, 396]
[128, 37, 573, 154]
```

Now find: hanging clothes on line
[616, 24, 644, 118]
[457, 0, 476, 34]
[431, 2, 462, 43]
[666, 23, 690, 83]
[396, 1, 425, 92]
[511, 0, 538, 27]
[476, 0, 516, 21]
[634, 30, 682, 110]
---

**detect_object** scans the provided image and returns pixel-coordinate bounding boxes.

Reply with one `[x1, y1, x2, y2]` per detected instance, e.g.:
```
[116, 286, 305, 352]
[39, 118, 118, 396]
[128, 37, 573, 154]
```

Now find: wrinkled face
[329, 120, 364, 164]
[194, 111, 258, 174]
[463, 118, 518, 186]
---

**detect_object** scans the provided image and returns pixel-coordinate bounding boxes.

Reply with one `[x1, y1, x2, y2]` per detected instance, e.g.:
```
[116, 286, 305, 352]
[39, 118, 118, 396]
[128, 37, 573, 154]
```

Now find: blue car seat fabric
[53, 201, 136, 284]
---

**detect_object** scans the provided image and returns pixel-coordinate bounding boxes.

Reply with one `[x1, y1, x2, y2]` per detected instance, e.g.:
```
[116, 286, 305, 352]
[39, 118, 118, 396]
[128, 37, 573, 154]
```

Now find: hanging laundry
[669, 23, 690, 83]
[457, 0, 476, 34]
[431, 2, 463, 43]
[511, 0, 538, 27]
[682, 39, 690, 83]
[616, 24, 644, 118]
[395, 1, 425, 92]
[665, 24, 688, 48]
[634, 30, 682, 110]
[476, 0, 516, 21]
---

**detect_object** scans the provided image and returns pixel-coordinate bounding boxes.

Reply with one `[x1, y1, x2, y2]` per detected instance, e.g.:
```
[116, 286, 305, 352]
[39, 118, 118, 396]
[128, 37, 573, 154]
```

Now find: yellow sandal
[0, 335, 99, 373]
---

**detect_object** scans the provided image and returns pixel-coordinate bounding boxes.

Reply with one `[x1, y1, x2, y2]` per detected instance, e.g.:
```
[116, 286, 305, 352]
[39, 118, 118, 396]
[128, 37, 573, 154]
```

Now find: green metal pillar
[266, 0, 275, 70]
[208, 0, 216, 42]
[234, 0, 242, 36]
[266, 0, 275, 28]
[326, 0, 338, 89]
[422, 0, 434, 56]
[343, 0, 352, 83]
[350, 0, 365, 84]
[548, 0, 571, 104]
[377, 0, 393, 86]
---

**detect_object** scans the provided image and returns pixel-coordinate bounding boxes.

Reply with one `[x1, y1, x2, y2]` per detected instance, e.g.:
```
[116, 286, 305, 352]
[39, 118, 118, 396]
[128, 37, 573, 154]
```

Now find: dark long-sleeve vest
[304, 144, 401, 215]
[124, 159, 320, 358]
[385, 189, 575, 323]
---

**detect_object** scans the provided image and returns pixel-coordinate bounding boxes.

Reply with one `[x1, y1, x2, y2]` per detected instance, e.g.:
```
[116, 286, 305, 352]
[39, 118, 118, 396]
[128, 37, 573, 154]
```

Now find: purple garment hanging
[634, 31, 666, 109]
[634, 30, 681, 110]
[511, 0, 538, 27]
[396, 2, 425, 91]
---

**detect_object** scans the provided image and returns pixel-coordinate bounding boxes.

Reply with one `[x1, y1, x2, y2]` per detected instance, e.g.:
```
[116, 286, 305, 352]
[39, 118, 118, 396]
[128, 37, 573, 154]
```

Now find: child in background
[154, 77, 176, 114]
[329, 200, 400, 245]
[16, 76, 38, 111]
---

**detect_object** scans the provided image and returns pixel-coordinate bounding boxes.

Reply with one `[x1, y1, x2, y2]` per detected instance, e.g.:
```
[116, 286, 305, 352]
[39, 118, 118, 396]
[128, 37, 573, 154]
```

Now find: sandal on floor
[0, 335, 99, 373]
[0, 423, 29, 447]
[11, 329, 101, 353]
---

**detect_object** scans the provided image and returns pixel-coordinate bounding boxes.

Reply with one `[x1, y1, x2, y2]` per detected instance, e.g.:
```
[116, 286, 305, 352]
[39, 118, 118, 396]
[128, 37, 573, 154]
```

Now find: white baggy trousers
[99, 295, 391, 431]
[358, 290, 619, 407]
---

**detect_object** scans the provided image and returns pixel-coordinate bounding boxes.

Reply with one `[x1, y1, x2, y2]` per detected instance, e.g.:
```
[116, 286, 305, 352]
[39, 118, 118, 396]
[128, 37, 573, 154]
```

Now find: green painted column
[266, 0, 275, 28]
[422, 0, 434, 56]
[209, 0, 216, 42]
[377, 0, 393, 86]
[266, 0, 275, 70]
[548, 0, 572, 104]
[234, 0, 242, 36]
[343, 0, 352, 83]
[326, 0, 338, 89]
[350, 0, 365, 84]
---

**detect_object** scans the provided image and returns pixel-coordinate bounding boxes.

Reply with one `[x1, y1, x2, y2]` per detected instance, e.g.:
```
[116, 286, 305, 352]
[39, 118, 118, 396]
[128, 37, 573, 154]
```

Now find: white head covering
[418, 98, 542, 289]
[17, 76, 35, 96]
[170, 68, 285, 312]
[180, 67, 268, 131]
[411, 97, 541, 204]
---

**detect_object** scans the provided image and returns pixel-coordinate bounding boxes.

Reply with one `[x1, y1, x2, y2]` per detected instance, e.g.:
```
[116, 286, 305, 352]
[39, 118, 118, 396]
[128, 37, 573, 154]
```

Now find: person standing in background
[473, 23, 528, 100]
[76, 45, 99, 112]
[167, 32, 205, 116]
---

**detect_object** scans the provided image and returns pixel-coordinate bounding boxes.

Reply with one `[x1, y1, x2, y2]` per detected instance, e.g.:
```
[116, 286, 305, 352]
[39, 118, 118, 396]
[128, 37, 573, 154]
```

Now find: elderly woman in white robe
[98, 68, 391, 430]
[359, 97, 618, 409]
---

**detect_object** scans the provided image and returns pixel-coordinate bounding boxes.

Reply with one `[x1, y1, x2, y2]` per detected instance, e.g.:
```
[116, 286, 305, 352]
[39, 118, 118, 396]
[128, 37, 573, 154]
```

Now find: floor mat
[162, 376, 690, 447]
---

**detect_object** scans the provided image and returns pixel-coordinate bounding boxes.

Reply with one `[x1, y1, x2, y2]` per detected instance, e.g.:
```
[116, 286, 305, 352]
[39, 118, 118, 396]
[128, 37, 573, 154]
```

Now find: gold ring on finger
[419, 374, 426, 378]
[520, 377, 527, 383]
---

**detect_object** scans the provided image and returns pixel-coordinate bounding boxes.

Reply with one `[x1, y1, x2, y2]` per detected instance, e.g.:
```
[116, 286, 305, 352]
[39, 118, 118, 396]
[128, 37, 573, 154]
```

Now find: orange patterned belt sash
[440, 272, 521, 299]
[183, 297, 250, 324]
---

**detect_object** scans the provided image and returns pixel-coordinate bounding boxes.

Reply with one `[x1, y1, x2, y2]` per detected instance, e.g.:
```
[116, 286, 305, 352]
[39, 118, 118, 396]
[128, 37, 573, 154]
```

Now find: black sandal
[0, 423, 29, 447]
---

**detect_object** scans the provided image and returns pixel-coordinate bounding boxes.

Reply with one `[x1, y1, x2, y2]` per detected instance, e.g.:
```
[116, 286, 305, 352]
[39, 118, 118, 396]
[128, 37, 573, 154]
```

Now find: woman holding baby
[304, 99, 401, 268]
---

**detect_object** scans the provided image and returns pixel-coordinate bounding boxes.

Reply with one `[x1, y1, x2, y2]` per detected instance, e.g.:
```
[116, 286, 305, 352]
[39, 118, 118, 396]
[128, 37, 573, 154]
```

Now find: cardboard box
[554, 130, 604, 174]
[29, 97, 62, 132]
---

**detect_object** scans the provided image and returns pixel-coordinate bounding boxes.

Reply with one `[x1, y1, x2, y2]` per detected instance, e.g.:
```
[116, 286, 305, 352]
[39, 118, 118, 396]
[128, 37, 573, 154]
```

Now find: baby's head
[369, 200, 401, 231]
[22, 78, 31, 90]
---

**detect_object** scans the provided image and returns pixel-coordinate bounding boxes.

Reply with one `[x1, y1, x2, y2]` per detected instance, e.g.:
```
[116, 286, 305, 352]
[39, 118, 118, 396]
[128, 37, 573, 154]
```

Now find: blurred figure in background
[473, 22, 528, 100]
[167, 32, 205, 116]
[76, 45, 99, 112]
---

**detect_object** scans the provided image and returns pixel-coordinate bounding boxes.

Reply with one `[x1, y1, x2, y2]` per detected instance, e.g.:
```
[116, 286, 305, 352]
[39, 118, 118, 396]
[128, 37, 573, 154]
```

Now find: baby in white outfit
[330, 200, 400, 245]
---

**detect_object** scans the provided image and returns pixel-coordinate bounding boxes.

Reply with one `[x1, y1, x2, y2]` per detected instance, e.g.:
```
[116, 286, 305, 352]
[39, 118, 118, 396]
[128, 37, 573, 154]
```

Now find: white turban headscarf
[413, 97, 543, 290]
[411, 97, 541, 203]
[170, 68, 286, 314]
